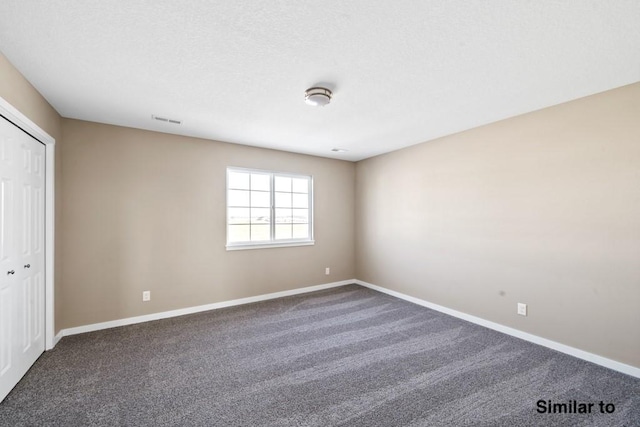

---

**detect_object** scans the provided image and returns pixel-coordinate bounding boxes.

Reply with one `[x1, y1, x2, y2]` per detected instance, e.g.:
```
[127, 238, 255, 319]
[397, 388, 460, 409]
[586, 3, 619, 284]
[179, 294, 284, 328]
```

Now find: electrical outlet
[325, 267, 330, 275]
[142, 291, 151, 302]
[517, 303, 527, 316]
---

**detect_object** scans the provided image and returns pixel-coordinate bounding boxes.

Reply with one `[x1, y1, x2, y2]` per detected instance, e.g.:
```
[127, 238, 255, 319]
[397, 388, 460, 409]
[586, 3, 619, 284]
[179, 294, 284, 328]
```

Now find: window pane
[228, 189, 249, 207]
[292, 224, 309, 239]
[251, 191, 270, 207]
[292, 193, 308, 208]
[228, 225, 250, 242]
[275, 208, 292, 223]
[251, 225, 270, 241]
[275, 176, 291, 192]
[292, 178, 308, 193]
[227, 168, 312, 247]
[228, 208, 249, 224]
[228, 172, 250, 190]
[275, 192, 292, 208]
[250, 208, 270, 224]
[292, 209, 308, 223]
[251, 173, 270, 191]
[275, 224, 292, 240]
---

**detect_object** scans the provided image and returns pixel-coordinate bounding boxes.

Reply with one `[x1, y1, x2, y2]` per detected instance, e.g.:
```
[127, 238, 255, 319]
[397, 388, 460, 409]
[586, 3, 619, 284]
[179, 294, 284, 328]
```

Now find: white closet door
[0, 116, 45, 402]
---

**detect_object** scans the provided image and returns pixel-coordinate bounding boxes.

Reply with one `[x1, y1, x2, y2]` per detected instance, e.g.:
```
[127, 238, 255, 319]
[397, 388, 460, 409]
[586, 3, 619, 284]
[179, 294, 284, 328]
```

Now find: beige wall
[60, 119, 355, 328]
[0, 53, 61, 140]
[0, 52, 64, 334]
[3, 49, 638, 369]
[356, 83, 640, 367]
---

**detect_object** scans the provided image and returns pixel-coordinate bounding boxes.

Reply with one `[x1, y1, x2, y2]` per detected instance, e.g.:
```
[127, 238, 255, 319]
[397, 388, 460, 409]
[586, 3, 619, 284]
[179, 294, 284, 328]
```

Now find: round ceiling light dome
[304, 87, 332, 107]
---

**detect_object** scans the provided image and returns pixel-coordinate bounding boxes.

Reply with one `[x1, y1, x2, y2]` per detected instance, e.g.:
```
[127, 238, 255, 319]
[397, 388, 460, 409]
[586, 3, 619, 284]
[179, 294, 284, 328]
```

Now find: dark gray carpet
[1, 284, 638, 426]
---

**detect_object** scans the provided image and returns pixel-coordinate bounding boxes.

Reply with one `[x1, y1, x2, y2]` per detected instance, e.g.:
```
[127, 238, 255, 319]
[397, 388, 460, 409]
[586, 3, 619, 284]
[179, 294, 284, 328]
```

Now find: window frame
[225, 167, 314, 250]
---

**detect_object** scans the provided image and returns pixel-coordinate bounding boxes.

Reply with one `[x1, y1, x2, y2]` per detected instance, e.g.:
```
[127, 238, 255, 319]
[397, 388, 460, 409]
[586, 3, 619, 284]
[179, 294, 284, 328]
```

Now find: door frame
[0, 96, 56, 350]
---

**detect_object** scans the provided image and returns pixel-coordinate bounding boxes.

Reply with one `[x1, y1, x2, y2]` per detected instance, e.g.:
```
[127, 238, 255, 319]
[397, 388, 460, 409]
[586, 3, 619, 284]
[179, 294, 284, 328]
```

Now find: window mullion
[270, 173, 275, 241]
[308, 177, 312, 240]
[248, 173, 252, 242]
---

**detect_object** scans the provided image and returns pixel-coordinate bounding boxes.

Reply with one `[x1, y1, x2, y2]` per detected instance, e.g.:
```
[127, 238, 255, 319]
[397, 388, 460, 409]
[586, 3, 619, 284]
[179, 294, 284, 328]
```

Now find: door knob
[7, 270, 15, 275]
[24, 264, 30, 269]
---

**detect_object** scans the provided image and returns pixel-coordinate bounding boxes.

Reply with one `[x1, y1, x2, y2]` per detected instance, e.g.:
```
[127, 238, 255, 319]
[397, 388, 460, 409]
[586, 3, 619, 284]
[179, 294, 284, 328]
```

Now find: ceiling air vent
[151, 115, 182, 125]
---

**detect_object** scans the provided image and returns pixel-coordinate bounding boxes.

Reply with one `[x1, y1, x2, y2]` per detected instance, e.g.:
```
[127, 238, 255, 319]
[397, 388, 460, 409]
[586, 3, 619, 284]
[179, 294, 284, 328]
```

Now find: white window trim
[226, 241, 315, 251]
[226, 167, 314, 251]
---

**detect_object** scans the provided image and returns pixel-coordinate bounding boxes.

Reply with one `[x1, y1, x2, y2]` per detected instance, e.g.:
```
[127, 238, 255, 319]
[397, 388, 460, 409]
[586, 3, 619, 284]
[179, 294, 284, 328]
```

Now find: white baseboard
[59, 279, 355, 339]
[53, 331, 63, 347]
[53, 277, 639, 379]
[355, 280, 640, 379]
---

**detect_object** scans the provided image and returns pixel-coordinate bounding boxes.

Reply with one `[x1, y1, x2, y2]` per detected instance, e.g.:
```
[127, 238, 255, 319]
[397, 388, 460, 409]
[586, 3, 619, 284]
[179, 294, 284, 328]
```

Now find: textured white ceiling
[1, 1, 639, 161]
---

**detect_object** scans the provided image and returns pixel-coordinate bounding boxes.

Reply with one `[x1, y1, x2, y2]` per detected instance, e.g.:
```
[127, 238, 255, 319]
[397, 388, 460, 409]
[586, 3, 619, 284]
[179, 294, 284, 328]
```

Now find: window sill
[226, 240, 315, 251]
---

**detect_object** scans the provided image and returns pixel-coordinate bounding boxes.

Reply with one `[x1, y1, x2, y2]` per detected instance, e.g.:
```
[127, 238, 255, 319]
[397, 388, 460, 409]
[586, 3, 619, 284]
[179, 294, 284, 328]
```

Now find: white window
[226, 167, 314, 250]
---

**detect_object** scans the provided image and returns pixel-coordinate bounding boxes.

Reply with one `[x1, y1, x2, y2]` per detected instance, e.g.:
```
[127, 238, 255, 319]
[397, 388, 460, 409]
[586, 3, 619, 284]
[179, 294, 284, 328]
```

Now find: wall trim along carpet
[354, 280, 640, 379]
[54, 279, 639, 379]
[54, 280, 354, 345]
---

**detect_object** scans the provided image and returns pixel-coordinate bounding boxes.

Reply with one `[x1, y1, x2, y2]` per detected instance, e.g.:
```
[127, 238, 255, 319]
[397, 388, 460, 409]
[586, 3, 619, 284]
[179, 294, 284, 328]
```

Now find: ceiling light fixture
[304, 87, 332, 107]
[331, 148, 349, 153]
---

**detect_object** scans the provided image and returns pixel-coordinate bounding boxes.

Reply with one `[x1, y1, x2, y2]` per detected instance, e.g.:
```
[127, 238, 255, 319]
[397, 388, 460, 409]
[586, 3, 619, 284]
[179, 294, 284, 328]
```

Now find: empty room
[1, 1, 639, 426]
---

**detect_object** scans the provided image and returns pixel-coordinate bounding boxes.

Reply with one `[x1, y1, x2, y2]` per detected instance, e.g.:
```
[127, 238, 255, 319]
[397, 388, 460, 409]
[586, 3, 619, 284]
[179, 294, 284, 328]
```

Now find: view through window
[226, 168, 313, 249]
